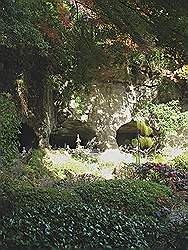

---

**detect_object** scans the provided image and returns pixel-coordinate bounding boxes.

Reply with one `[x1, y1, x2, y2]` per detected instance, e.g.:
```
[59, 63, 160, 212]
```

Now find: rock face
[19, 77, 184, 151]
[53, 82, 140, 150]
[85, 82, 135, 149]
[16, 64, 185, 151]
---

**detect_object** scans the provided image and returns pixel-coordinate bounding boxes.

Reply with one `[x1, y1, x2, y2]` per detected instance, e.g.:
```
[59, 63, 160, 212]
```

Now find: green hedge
[1, 175, 177, 217]
[1, 202, 187, 249]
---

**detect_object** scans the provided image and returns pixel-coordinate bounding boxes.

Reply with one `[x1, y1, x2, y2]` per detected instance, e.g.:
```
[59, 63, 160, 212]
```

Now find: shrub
[20, 149, 57, 185]
[2, 199, 187, 249]
[0, 174, 80, 217]
[113, 162, 138, 179]
[54, 172, 102, 188]
[0, 202, 152, 249]
[137, 162, 188, 192]
[135, 100, 188, 148]
[171, 152, 188, 171]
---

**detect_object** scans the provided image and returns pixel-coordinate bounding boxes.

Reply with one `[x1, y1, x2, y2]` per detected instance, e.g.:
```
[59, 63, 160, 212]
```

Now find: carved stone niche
[49, 119, 97, 149]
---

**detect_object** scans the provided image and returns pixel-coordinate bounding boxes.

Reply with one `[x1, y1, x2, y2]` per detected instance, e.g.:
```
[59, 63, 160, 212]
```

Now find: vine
[0, 93, 21, 169]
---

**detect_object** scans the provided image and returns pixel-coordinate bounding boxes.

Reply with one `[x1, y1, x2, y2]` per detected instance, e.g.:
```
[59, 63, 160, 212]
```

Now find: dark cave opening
[18, 123, 39, 152]
[116, 121, 138, 147]
[49, 120, 97, 149]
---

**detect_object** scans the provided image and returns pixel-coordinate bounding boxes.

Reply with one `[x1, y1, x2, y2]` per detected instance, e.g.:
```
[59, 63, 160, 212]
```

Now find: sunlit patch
[163, 146, 188, 160]
[99, 149, 126, 164]
[100, 168, 113, 180]
[45, 149, 71, 166]
[124, 153, 135, 164]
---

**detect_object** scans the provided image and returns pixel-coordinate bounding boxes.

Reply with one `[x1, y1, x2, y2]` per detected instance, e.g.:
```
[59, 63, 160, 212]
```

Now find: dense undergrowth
[1, 172, 187, 249]
[1, 147, 188, 249]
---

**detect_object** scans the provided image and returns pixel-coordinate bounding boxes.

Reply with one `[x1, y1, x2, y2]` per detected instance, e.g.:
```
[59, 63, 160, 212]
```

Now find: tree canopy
[0, 0, 188, 130]
[1, 0, 188, 62]
[93, 0, 188, 55]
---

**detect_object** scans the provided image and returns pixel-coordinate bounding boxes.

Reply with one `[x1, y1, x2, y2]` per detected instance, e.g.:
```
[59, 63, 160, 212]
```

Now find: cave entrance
[49, 120, 97, 149]
[18, 123, 39, 152]
[116, 121, 138, 148]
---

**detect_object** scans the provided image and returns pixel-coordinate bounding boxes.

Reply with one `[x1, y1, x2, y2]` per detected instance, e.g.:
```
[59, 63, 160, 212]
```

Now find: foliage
[171, 152, 188, 171]
[54, 172, 102, 189]
[137, 162, 188, 192]
[73, 179, 177, 216]
[20, 149, 57, 185]
[0, 93, 21, 168]
[0, 173, 80, 216]
[175, 64, 188, 80]
[149, 101, 188, 137]
[142, 214, 188, 249]
[130, 120, 154, 150]
[128, 48, 179, 89]
[135, 100, 188, 148]
[1, 175, 187, 249]
[137, 120, 153, 136]
[93, 0, 188, 57]
[150, 153, 168, 164]
[113, 162, 138, 179]
[1, 203, 187, 249]
[0, 0, 106, 89]
[0, 0, 48, 50]
[0, 203, 152, 249]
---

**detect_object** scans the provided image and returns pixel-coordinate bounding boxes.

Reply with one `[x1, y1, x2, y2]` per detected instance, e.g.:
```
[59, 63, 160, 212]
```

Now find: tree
[0, 0, 105, 147]
[89, 0, 188, 58]
[0, 0, 187, 152]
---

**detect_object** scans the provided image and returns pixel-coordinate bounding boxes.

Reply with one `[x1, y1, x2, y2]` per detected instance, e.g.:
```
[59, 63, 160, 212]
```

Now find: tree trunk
[19, 51, 55, 148]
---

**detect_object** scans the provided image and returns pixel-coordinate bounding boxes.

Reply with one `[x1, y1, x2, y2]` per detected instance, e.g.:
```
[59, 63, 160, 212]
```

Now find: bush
[137, 162, 188, 192]
[2, 175, 176, 217]
[171, 152, 188, 171]
[1, 200, 187, 249]
[1, 196, 187, 249]
[135, 100, 188, 148]
[0, 174, 80, 217]
[20, 149, 57, 185]
[1, 203, 151, 249]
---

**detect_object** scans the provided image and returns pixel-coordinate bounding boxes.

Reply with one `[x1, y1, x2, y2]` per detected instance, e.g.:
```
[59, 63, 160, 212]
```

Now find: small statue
[22, 147, 27, 155]
[76, 134, 81, 148]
